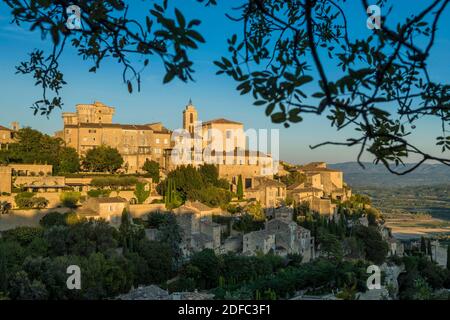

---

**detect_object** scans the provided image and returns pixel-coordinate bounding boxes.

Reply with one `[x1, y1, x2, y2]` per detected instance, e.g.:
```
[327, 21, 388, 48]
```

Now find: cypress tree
[447, 245, 450, 270]
[427, 239, 433, 261]
[237, 175, 244, 200]
[420, 236, 426, 253]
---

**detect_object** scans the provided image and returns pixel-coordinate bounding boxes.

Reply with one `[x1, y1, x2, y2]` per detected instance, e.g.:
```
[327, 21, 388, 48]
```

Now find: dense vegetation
[0, 128, 79, 174]
[0, 211, 180, 300]
[82, 146, 124, 173]
[158, 164, 232, 208]
[169, 249, 370, 300]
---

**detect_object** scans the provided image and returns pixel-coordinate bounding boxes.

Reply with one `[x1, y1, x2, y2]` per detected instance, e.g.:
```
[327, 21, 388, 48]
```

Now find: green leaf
[175, 8, 186, 29]
[271, 112, 286, 123]
[312, 92, 325, 98]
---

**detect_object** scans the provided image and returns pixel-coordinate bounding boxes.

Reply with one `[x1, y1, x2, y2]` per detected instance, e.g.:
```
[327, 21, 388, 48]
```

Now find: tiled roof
[184, 201, 213, 211]
[202, 118, 242, 125]
[65, 123, 171, 133]
[0, 125, 12, 131]
[287, 182, 305, 190]
[291, 187, 323, 193]
[93, 196, 128, 203]
[301, 167, 341, 173]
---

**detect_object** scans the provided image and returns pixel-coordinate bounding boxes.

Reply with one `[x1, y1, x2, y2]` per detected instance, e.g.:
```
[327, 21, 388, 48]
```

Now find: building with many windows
[56, 101, 172, 173]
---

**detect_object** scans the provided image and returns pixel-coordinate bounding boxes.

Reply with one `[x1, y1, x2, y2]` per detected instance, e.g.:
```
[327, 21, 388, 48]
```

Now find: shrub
[14, 192, 36, 209]
[60, 192, 81, 208]
[91, 176, 138, 189]
[31, 197, 49, 209]
[142, 160, 160, 183]
[87, 189, 111, 198]
[134, 182, 150, 204]
[40, 212, 67, 227]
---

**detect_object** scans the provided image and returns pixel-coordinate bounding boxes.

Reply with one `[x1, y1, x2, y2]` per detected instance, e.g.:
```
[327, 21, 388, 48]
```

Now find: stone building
[56, 101, 172, 173]
[265, 219, 315, 262]
[0, 164, 61, 194]
[242, 207, 315, 261]
[244, 177, 286, 208]
[298, 162, 349, 200]
[77, 196, 129, 222]
[0, 122, 18, 150]
[243, 230, 276, 255]
[173, 201, 222, 255]
[285, 162, 351, 215]
[173, 201, 222, 217]
[168, 102, 278, 190]
[431, 240, 448, 268]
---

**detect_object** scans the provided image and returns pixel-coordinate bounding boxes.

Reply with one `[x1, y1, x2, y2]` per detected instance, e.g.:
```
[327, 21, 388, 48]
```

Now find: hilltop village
[0, 101, 449, 300]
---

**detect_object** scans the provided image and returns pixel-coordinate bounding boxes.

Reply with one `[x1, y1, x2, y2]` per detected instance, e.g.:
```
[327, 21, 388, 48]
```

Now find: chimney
[10, 122, 19, 131]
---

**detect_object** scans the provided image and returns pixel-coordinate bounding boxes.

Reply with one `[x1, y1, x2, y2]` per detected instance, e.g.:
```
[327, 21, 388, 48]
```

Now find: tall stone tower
[183, 99, 198, 135]
[10, 122, 19, 131]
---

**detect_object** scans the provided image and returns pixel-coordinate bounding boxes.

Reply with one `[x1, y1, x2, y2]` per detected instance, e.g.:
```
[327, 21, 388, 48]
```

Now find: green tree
[189, 249, 221, 289]
[153, 212, 183, 270]
[134, 182, 150, 204]
[236, 175, 244, 200]
[246, 201, 264, 221]
[318, 231, 343, 261]
[60, 192, 81, 208]
[58, 147, 80, 173]
[447, 245, 450, 270]
[82, 146, 124, 173]
[142, 159, 160, 183]
[354, 226, 389, 265]
[2, 127, 79, 174]
[420, 236, 427, 254]
[39, 212, 67, 228]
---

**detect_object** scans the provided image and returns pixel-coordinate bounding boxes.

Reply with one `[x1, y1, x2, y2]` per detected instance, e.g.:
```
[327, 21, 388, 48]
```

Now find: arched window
[190, 113, 194, 123]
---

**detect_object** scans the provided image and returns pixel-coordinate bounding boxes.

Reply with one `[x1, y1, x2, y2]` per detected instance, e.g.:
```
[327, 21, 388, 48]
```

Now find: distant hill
[329, 162, 450, 187]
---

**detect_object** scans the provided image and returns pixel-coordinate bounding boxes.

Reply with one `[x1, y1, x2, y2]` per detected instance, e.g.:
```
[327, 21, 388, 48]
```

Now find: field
[354, 185, 450, 239]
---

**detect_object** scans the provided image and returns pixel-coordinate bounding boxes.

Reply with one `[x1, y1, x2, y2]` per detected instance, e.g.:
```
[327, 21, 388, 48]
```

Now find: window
[190, 113, 194, 123]
[226, 130, 232, 139]
[164, 138, 168, 144]
[156, 138, 160, 144]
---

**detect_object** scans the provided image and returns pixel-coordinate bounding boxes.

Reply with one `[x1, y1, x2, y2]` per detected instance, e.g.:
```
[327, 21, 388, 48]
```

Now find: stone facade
[243, 230, 276, 255]
[0, 164, 60, 194]
[78, 196, 129, 222]
[244, 177, 286, 208]
[57, 101, 172, 173]
[168, 102, 278, 187]
[173, 201, 222, 255]
[0, 123, 17, 150]
[431, 240, 448, 268]
[285, 162, 349, 215]
[265, 218, 315, 262]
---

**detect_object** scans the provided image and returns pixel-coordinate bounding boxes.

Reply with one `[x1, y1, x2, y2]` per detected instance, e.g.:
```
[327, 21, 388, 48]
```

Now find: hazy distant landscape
[330, 162, 450, 187]
[331, 162, 450, 237]
[331, 162, 450, 219]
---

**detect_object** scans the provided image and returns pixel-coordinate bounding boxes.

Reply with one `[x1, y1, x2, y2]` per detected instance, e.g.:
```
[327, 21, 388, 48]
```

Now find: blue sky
[0, 0, 449, 164]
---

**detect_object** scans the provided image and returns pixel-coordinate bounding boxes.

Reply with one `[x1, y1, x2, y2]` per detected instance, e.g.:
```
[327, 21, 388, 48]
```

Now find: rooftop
[184, 201, 214, 212]
[202, 118, 242, 126]
[65, 123, 171, 133]
[0, 125, 12, 131]
[92, 197, 128, 204]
